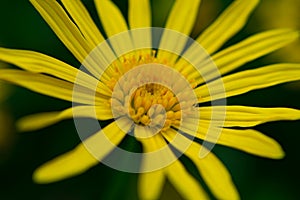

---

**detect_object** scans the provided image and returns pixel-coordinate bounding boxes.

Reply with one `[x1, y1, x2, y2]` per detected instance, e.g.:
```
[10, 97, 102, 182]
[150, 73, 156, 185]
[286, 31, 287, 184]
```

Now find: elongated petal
[17, 105, 113, 132]
[195, 64, 300, 102]
[208, 128, 285, 159]
[95, 0, 128, 37]
[30, 0, 92, 63]
[166, 161, 209, 200]
[30, 0, 111, 78]
[128, 0, 151, 29]
[138, 170, 165, 200]
[138, 135, 166, 200]
[157, 0, 201, 63]
[189, 29, 299, 83]
[164, 0, 201, 35]
[33, 121, 128, 183]
[197, 0, 259, 54]
[0, 48, 112, 97]
[95, 0, 134, 55]
[178, 125, 285, 159]
[163, 130, 239, 200]
[0, 69, 100, 104]
[213, 29, 299, 76]
[61, 0, 104, 46]
[128, 0, 151, 51]
[199, 106, 300, 127]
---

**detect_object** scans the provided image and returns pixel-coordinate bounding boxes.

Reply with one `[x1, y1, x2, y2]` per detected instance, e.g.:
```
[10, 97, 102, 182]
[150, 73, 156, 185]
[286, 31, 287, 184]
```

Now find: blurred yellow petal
[0, 69, 99, 104]
[197, 0, 259, 54]
[60, 0, 104, 46]
[199, 106, 300, 127]
[138, 135, 166, 200]
[196, 64, 300, 102]
[128, 0, 151, 51]
[166, 161, 209, 200]
[33, 121, 127, 183]
[128, 0, 151, 28]
[157, 0, 201, 63]
[164, 0, 201, 35]
[17, 105, 113, 132]
[30, 0, 93, 63]
[138, 170, 165, 200]
[0, 48, 112, 97]
[163, 130, 239, 200]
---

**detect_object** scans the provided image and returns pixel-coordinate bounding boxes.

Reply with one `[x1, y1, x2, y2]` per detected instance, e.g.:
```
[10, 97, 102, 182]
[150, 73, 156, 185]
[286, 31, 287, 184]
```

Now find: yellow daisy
[0, 0, 300, 199]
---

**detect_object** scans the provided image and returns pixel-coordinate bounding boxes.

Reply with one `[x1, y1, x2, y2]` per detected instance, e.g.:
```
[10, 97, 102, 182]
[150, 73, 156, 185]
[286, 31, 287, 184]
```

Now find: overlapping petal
[30, 0, 93, 63]
[0, 48, 112, 97]
[60, 0, 105, 46]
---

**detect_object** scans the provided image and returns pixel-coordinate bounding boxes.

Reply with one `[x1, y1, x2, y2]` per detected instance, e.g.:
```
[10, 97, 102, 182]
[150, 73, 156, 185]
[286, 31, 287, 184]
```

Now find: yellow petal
[199, 106, 300, 127]
[128, 0, 152, 51]
[0, 48, 112, 97]
[163, 129, 239, 200]
[138, 170, 165, 200]
[164, 0, 201, 36]
[30, 0, 93, 63]
[17, 105, 113, 132]
[195, 63, 300, 102]
[212, 128, 285, 159]
[95, 0, 134, 55]
[33, 121, 128, 183]
[137, 132, 176, 172]
[166, 161, 209, 200]
[60, 0, 104, 46]
[0, 69, 100, 104]
[95, 0, 128, 36]
[189, 29, 299, 84]
[128, 0, 151, 29]
[179, 125, 285, 159]
[157, 0, 201, 63]
[31, 0, 114, 78]
[213, 29, 299, 76]
[197, 0, 259, 54]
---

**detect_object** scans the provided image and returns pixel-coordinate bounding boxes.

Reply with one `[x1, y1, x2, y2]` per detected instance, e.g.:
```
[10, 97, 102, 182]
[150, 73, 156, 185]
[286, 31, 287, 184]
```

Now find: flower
[0, 0, 300, 199]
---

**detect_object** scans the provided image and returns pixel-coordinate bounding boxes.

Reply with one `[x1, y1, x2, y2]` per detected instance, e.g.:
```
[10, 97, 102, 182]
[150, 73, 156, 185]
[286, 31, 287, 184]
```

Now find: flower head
[0, 0, 300, 199]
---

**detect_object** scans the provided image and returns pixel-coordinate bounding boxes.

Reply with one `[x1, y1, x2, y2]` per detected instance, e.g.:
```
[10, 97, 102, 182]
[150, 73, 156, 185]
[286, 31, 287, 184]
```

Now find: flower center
[108, 50, 198, 133]
[129, 83, 181, 131]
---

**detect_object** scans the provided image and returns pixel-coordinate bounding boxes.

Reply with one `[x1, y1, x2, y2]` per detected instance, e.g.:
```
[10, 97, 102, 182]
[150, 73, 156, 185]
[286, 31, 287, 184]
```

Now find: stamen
[109, 50, 197, 133]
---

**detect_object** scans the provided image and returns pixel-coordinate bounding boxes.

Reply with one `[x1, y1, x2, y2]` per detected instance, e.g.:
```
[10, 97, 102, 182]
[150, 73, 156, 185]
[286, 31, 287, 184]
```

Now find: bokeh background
[0, 0, 300, 199]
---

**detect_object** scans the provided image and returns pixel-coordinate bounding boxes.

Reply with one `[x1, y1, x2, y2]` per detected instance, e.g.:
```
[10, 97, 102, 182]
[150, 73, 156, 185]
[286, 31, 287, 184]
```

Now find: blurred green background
[0, 0, 300, 199]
